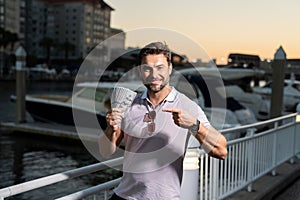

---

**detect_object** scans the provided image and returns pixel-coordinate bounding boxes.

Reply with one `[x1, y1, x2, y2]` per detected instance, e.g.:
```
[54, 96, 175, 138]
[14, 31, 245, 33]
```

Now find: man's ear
[168, 63, 173, 75]
[137, 65, 143, 78]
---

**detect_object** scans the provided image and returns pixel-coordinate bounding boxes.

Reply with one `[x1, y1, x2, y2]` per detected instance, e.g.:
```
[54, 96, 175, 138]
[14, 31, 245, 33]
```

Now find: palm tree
[39, 37, 54, 65]
[8, 32, 19, 53]
[7, 32, 19, 73]
[0, 29, 19, 52]
[0, 28, 10, 49]
[0, 27, 6, 75]
[0, 29, 18, 75]
[58, 40, 75, 65]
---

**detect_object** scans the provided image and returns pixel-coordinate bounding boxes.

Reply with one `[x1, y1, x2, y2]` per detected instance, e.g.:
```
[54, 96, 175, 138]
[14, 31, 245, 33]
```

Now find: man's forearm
[99, 126, 120, 157]
[192, 123, 227, 160]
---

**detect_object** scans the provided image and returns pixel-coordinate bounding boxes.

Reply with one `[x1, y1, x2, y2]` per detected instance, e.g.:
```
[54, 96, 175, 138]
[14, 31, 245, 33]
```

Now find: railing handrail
[226, 119, 296, 146]
[55, 178, 122, 200]
[0, 157, 123, 198]
[220, 112, 297, 134]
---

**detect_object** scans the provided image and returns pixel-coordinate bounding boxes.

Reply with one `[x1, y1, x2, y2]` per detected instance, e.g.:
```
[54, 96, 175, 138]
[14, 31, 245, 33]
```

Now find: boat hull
[25, 98, 107, 129]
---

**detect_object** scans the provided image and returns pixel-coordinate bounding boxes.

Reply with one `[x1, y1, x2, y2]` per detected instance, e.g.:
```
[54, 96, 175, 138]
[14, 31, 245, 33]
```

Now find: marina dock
[0, 121, 99, 142]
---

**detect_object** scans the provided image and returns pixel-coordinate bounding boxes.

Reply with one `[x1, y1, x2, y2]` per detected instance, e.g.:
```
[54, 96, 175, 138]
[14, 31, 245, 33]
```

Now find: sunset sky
[106, 0, 300, 64]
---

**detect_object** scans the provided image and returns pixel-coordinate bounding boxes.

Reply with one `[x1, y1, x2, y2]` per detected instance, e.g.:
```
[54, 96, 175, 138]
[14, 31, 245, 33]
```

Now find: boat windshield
[77, 88, 108, 103]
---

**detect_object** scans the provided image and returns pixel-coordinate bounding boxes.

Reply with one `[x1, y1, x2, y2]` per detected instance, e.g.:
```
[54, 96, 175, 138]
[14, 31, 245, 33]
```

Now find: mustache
[144, 84, 165, 93]
[143, 78, 163, 83]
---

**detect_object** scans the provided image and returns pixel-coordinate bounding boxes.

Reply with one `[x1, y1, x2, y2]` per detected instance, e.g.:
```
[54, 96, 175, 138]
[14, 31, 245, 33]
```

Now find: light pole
[270, 46, 286, 119]
[15, 46, 27, 123]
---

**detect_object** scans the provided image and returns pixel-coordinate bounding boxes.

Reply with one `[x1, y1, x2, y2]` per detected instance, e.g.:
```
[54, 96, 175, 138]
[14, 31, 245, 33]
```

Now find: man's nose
[151, 68, 159, 78]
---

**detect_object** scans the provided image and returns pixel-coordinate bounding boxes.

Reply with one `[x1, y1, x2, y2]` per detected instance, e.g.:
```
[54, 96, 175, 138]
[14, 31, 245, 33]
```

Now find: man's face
[139, 54, 172, 93]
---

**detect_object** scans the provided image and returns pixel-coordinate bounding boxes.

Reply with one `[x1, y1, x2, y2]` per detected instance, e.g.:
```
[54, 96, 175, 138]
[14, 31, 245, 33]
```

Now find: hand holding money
[110, 87, 137, 127]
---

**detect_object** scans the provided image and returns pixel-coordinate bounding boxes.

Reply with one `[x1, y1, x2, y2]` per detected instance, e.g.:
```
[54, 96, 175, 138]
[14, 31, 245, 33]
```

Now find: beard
[142, 74, 170, 93]
[144, 83, 167, 93]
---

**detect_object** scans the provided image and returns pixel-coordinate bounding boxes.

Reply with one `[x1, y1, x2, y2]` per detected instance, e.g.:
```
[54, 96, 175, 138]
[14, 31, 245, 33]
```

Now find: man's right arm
[99, 109, 124, 157]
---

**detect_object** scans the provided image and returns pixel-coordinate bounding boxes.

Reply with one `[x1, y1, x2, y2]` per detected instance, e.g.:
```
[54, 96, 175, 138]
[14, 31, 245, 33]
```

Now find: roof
[99, 0, 114, 10]
[228, 53, 260, 60]
[44, 0, 114, 10]
[110, 28, 124, 34]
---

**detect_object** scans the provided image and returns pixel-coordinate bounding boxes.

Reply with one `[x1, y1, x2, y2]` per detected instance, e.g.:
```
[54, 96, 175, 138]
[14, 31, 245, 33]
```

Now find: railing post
[272, 122, 278, 176]
[289, 115, 299, 164]
[104, 190, 108, 200]
[199, 153, 204, 200]
[296, 111, 300, 159]
[290, 155, 295, 165]
[247, 128, 255, 192]
[211, 158, 219, 200]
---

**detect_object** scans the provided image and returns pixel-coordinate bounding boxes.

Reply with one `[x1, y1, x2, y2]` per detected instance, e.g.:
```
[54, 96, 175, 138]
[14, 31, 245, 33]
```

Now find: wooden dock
[0, 121, 100, 142]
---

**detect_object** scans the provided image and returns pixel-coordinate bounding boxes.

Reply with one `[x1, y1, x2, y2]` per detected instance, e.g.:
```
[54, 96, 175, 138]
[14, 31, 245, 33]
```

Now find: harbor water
[0, 80, 121, 199]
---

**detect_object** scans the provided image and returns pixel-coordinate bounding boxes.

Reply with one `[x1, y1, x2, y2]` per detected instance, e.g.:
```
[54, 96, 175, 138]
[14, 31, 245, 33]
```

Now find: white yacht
[252, 74, 300, 112]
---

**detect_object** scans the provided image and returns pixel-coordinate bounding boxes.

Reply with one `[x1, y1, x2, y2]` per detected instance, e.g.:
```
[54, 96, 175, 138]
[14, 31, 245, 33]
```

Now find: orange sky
[106, 0, 300, 64]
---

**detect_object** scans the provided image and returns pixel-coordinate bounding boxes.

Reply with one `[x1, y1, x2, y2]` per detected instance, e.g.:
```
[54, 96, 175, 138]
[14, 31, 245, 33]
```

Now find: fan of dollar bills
[110, 87, 137, 115]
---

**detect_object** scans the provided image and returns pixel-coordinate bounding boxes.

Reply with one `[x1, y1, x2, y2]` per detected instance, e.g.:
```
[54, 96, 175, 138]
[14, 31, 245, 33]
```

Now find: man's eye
[157, 65, 167, 70]
[142, 65, 151, 71]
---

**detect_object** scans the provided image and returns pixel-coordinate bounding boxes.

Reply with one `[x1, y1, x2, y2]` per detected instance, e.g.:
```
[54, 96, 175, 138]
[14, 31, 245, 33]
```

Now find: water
[0, 80, 121, 199]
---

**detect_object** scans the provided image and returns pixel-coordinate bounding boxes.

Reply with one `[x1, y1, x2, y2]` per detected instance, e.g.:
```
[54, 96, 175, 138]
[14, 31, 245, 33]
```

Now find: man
[99, 42, 227, 200]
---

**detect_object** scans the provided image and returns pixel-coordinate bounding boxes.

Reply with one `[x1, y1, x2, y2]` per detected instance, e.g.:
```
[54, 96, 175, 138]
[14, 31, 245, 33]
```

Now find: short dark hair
[139, 42, 171, 65]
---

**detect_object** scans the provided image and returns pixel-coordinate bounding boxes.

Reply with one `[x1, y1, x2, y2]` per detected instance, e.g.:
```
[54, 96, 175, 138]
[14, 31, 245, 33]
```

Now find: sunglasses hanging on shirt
[148, 110, 156, 133]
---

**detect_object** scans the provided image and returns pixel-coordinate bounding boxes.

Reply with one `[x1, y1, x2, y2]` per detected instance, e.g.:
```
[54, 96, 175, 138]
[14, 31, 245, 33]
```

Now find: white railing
[0, 113, 299, 200]
[0, 157, 123, 200]
[201, 113, 300, 199]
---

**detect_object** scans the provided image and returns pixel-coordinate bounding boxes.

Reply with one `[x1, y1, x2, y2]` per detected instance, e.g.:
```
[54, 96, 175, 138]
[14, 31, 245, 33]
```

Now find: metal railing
[201, 113, 300, 199]
[1, 113, 299, 200]
[0, 157, 123, 200]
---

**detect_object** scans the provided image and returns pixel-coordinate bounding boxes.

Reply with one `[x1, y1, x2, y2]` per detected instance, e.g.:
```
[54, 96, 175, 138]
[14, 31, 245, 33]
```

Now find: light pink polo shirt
[115, 87, 210, 200]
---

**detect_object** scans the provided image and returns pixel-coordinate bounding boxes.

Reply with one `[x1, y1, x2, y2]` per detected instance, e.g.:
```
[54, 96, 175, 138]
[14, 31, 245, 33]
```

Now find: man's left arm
[192, 122, 227, 160]
[163, 108, 227, 160]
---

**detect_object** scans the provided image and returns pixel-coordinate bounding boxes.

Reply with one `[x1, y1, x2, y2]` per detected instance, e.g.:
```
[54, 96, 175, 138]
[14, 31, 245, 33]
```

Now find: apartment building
[0, 0, 115, 75]
[0, 0, 21, 35]
[0, 0, 26, 75]
[25, 0, 114, 61]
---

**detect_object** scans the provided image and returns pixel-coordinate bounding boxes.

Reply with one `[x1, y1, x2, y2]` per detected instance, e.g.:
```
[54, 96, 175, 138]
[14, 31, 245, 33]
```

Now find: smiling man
[99, 41, 227, 200]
